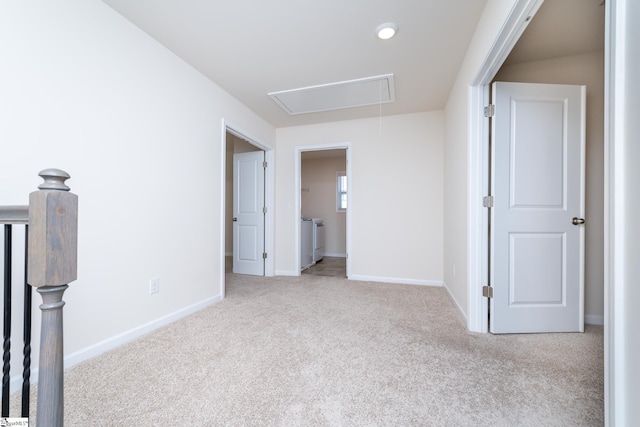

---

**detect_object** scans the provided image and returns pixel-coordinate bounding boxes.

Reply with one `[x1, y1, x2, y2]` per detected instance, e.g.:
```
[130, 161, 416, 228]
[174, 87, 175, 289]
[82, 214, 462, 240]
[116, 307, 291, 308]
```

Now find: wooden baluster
[28, 169, 78, 427]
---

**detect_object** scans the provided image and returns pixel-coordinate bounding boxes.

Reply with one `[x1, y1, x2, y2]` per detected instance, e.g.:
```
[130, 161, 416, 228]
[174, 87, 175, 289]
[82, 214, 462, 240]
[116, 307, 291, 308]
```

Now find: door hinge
[483, 196, 494, 208]
[263, 161, 268, 169]
[482, 286, 494, 298]
[262, 252, 267, 259]
[484, 104, 495, 118]
[263, 206, 267, 214]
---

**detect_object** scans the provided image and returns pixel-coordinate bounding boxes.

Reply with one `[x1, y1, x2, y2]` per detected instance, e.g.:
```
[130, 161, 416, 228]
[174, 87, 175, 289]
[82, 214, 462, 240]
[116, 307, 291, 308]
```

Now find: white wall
[0, 0, 274, 386]
[276, 112, 444, 285]
[444, 0, 520, 320]
[301, 155, 347, 257]
[495, 51, 605, 324]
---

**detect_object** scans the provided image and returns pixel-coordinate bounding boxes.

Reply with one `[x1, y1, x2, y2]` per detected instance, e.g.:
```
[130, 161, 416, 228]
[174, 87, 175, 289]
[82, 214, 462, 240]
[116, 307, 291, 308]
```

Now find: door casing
[467, 0, 544, 334]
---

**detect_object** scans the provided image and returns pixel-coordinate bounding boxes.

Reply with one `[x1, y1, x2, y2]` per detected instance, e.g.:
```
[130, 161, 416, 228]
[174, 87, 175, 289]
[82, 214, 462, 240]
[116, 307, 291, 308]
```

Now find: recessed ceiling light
[376, 22, 398, 40]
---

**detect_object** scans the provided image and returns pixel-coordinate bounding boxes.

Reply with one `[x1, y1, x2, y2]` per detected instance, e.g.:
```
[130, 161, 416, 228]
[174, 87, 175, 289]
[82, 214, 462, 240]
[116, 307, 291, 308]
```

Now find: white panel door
[233, 151, 265, 276]
[490, 82, 586, 334]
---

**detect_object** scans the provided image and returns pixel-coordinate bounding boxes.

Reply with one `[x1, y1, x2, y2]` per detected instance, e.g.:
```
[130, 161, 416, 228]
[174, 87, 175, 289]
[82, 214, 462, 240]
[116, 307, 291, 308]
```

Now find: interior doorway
[467, 0, 605, 333]
[296, 143, 352, 279]
[225, 130, 263, 275]
[300, 148, 348, 278]
[221, 121, 275, 297]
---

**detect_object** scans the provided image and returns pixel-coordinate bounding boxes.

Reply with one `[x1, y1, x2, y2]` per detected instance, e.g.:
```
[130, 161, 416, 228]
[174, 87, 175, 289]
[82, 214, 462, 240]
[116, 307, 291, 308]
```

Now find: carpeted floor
[16, 273, 604, 426]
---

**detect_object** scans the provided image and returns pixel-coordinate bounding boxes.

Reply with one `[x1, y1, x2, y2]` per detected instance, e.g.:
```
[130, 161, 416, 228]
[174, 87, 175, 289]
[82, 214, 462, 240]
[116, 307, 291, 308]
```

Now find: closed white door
[490, 82, 586, 333]
[233, 151, 265, 276]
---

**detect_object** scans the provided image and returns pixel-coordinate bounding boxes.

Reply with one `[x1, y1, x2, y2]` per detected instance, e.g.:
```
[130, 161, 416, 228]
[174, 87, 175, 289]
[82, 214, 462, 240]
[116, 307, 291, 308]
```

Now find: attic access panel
[268, 74, 395, 115]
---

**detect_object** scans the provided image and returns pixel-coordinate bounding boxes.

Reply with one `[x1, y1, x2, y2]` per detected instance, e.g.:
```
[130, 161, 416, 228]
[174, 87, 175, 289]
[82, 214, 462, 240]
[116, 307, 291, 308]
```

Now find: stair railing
[0, 169, 78, 427]
[0, 205, 30, 419]
[29, 169, 78, 427]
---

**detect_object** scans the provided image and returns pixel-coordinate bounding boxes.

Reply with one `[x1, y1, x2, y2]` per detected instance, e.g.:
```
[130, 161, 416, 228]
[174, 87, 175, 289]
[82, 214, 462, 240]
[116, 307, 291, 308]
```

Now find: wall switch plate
[149, 277, 159, 294]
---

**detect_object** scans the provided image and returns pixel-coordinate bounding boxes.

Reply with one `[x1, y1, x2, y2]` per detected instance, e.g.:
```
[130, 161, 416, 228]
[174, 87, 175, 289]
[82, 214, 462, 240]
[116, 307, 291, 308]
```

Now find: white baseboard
[442, 281, 468, 327]
[323, 252, 346, 258]
[439, 281, 603, 329]
[275, 270, 300, 276]
[11, 294, 222, 394]
[585, 314, 604, 325]
[348, 274, 443, 287]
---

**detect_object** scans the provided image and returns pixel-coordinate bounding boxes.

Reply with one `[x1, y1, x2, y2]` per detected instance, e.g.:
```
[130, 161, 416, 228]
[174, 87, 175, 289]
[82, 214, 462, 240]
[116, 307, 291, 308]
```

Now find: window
[337, 172, 347, 212]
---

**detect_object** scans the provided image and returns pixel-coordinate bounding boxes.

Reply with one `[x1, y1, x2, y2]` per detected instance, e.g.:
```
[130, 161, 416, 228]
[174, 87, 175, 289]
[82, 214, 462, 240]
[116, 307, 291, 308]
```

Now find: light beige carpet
[17, 273, 603, 426]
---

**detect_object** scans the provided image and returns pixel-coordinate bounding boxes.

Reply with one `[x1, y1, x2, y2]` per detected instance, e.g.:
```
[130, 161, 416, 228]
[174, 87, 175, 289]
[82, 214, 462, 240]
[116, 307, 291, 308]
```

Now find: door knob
[233, 217, 238, 222]
[572, 217, 585, 225]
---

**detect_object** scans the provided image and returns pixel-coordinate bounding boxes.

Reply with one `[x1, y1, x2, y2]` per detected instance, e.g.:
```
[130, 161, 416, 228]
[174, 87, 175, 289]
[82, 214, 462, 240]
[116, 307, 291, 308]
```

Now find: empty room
[1, 0, 638, 425]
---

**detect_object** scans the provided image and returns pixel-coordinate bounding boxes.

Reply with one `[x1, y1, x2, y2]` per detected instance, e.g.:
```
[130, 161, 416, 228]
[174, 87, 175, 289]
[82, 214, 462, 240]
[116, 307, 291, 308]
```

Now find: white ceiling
[102, 0, 487, 127]
[102, 0, 604, 128]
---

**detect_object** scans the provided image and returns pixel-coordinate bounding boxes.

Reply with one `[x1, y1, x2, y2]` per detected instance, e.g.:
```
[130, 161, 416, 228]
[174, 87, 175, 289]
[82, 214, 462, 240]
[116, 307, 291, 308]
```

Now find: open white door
[490, 82, 586, 334]
[233, 150, 265, 276]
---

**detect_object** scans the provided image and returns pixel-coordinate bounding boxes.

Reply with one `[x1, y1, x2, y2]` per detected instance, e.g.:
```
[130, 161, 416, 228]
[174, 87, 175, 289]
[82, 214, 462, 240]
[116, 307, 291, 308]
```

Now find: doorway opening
[221, 121, 274, 298]
[296, 143, 352, 279]
[468, 0, 605, 333]
[300, 149, 347, 278]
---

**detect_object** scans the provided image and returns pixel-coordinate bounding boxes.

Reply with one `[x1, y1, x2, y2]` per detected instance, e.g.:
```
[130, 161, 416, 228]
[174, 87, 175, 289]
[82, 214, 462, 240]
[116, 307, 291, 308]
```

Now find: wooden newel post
[27, 169, 78, 427]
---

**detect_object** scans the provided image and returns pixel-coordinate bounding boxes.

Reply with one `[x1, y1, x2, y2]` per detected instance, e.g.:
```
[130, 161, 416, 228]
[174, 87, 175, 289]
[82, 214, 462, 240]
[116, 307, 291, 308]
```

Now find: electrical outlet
[149, 277, 159, 294]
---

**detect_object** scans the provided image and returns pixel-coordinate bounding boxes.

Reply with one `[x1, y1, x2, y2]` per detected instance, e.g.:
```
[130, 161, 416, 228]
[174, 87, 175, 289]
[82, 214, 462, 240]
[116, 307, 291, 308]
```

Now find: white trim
[470, 0, 544, 87]
[221, 119, 276, 298]
[10, 295, 222, 394]
[275, 270, 299, 276]
[467, 83, 490, 334]
[467, 0, 544, 333]
[349, 275, 443, 287]
[324, 252, 347, 258]
[604, 0, 629, 423]
[296, 143, 352, 278]
[443, 282, 469, 327]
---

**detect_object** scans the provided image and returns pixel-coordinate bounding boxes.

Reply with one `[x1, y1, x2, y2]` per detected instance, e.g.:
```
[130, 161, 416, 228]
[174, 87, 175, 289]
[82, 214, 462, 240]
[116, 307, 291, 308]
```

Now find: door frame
[604, 0, 637, 423]
[467, 0, 544, 334]
[295, 142, 352, 278]
[220, 119, 275, 298]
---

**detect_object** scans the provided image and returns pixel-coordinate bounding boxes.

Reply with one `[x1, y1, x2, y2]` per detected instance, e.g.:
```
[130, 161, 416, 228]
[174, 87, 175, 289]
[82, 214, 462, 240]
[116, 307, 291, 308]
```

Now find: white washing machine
[301, 218, 313, 270]
[312, 218, 324, 262]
